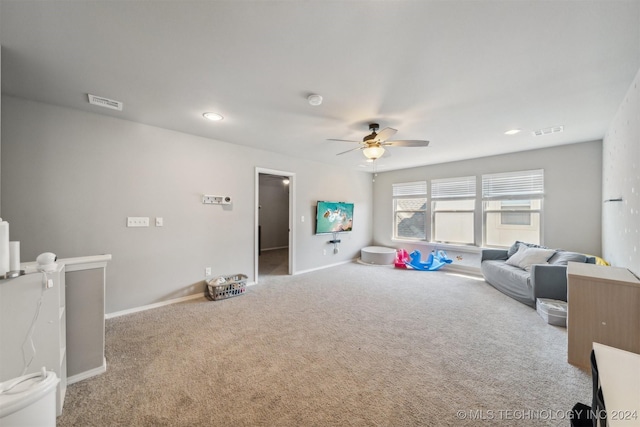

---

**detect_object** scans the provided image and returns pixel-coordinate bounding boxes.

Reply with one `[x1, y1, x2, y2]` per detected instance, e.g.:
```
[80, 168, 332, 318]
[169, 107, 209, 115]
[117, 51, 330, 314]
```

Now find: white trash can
[0, 370, 59, 426]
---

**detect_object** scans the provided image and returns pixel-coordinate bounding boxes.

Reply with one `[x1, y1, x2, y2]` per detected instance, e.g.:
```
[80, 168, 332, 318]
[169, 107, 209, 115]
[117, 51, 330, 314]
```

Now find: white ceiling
[1, 1, 639, 172]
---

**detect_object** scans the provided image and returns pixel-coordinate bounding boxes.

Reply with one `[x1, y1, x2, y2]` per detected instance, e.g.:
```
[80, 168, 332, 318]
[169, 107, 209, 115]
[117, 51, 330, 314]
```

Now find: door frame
[255, 167, 296, 282]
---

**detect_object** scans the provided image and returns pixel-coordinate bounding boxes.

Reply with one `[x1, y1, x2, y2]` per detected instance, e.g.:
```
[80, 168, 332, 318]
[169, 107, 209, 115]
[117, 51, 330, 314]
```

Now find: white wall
[0, 96, 373, 313]
[372, 141, 603, 269]
[602, 67, 640, 277]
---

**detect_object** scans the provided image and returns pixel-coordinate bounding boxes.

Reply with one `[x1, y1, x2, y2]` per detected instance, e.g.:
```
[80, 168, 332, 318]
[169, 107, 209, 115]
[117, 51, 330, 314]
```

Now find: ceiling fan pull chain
[372, 159, 377, 181]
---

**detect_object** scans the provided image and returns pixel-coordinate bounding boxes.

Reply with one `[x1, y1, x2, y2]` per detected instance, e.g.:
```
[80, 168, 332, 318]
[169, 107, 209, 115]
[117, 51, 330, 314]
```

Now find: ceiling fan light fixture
[363, 145, 385, 160]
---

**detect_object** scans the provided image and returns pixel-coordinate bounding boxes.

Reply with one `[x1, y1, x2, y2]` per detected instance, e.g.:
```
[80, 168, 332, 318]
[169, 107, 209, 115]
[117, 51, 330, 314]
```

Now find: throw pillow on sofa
[505, 243, 556, 271]
[547, 251, 588, 265]
[507, 240, 549, 258]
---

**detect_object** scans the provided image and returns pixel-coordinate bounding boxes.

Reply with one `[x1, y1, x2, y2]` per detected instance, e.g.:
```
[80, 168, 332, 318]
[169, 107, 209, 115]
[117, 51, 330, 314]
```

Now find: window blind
[393, 181, 427, 197]
[482, 169, 544, 198]
[431, 176, 476, 199]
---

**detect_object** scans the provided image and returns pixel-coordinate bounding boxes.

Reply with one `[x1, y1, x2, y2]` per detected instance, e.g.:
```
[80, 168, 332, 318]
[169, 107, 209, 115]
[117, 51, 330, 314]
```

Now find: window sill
[390, 239, 482, 254]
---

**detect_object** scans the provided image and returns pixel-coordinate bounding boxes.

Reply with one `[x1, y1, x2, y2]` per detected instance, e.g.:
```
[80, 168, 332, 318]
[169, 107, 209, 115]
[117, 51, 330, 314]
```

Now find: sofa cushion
[481, 259, 534, 306]
[506, 244, 556, 271]
[507, 241, 549, 258]
[548, 251, 588, 265]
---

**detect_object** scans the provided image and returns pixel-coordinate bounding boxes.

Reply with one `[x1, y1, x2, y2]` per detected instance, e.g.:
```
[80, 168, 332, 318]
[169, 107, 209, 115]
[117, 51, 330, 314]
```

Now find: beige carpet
[58, 262, 590, 426]
[258, 248, 288, 278]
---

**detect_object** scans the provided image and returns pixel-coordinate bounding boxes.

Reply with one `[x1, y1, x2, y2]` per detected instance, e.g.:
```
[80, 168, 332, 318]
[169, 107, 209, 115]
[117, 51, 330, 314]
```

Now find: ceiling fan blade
[327, 138, 361, 143]
[375, 127, 398, 142]
[336, 146, 363, 156]
[383, 139, 430, 147]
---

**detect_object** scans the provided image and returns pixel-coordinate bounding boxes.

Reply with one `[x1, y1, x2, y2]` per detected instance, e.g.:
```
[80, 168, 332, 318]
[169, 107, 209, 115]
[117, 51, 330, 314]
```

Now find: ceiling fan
[328, 123, 430, 160]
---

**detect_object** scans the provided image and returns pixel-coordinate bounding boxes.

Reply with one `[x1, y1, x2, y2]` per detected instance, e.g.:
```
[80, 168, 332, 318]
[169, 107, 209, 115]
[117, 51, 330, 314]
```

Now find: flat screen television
[315, 201, 354, 234]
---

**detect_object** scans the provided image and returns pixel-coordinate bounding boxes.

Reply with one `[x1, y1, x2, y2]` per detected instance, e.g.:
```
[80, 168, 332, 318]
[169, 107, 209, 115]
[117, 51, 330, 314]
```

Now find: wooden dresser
[567, 262, 640, 370]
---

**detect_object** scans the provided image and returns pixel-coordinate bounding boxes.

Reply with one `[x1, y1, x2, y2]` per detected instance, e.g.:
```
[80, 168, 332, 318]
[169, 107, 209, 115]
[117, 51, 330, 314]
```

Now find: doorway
[255, 168, 295, 282]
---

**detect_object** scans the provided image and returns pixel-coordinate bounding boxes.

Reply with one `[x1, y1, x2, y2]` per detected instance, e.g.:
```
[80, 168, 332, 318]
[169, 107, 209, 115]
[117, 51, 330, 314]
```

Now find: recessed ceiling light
[203, 112, 224, 121]
[307, 94, 323, 106]
[504, 129, 521, 135]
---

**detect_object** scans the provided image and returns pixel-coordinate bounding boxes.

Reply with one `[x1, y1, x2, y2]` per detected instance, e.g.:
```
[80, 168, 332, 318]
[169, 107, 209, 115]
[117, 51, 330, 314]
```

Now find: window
[500, 200, 531, 225]
[393, 181, 427, 240]
[482, 169, 544, 247]
[431, 176, 476, 245]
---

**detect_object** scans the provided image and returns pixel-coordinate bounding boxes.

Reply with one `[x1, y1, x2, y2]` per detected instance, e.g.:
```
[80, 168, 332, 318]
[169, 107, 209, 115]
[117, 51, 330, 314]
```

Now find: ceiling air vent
[88, 94, 123, 111]
[532, 125, 563, 137]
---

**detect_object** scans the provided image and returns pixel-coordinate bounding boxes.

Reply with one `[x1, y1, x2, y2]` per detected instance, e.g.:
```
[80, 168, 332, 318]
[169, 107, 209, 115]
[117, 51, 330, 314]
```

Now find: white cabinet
[0, 264, 67, 416]
[592, 343, 640, 427]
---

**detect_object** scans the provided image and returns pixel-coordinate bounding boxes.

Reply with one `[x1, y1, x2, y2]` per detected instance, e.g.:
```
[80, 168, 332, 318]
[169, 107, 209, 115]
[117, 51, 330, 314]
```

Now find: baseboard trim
[67, 358, 107, 385]
[106, 283, 257, 319]
[261, 246, 288, 252]
[294, 259, 356, 276]
[106, 293, 205, 319]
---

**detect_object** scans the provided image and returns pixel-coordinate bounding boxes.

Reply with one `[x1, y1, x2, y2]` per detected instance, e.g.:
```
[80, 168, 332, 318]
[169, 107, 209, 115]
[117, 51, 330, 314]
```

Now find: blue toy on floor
[405, 250, 453, 271]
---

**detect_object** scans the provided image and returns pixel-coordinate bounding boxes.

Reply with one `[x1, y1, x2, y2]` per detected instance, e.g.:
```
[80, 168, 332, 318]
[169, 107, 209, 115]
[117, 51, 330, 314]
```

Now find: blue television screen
[315, 201, 354, 234]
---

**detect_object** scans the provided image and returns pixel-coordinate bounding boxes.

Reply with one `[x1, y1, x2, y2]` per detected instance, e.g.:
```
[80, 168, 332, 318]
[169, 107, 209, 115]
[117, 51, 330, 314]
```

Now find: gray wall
[1, 96, 373, 313]
[258, 174, 289, 250]
[372, 141, 603, 267]
[602, 67, 640, 277]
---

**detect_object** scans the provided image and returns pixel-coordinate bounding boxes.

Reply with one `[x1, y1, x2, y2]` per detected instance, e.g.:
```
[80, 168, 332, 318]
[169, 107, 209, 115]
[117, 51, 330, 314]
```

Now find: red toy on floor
[394, 249, 410, 269]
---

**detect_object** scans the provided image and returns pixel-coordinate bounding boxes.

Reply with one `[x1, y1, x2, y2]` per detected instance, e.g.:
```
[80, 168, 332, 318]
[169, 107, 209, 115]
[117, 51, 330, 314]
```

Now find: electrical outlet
[205, 267, 211, 276]
[127, 217, 149, 227]
[203, 195, 221, 204]
[323, 249, 327, 255]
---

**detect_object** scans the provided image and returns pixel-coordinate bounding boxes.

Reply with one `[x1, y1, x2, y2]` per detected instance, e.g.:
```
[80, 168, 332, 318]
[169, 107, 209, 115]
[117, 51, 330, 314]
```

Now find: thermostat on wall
[203, 195, 232, 205]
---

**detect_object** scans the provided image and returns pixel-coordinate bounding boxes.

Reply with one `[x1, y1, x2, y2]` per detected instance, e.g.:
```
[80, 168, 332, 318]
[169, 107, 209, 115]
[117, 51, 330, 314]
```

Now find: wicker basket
[207, 274, 248, 301]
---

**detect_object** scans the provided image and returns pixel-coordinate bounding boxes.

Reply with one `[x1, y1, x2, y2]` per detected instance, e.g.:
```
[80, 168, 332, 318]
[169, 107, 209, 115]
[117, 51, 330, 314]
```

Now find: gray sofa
[481, 242, 596, 307]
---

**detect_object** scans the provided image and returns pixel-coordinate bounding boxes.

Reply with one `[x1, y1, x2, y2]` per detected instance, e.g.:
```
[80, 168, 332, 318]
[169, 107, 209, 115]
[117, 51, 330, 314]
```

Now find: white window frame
[430, 176, 476, 245]
[392, 181, 428, 241]
[482, 169, 544, 247]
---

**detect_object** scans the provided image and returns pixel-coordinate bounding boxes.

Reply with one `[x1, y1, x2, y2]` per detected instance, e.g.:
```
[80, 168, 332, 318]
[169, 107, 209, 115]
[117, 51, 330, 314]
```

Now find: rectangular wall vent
[532, 125, 563, 137]
[88, 94, 123, 111]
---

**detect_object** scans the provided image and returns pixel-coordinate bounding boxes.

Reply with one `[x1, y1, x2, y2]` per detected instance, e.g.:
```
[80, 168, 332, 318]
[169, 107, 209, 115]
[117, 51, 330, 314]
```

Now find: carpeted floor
[258, 248, 288, 279]
[57, 262, 590, 426]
